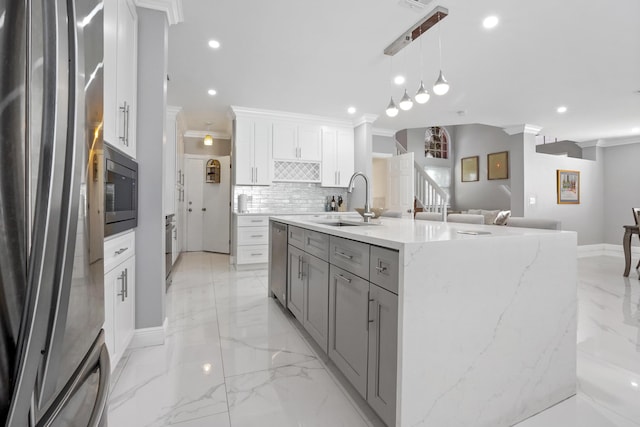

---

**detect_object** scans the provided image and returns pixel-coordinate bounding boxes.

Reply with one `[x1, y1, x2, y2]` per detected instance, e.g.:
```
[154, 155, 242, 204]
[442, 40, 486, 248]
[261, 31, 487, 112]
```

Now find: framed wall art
[556, 169, 580, 204]
[487, 151, 509, 180]
[461, 156, 479, 182]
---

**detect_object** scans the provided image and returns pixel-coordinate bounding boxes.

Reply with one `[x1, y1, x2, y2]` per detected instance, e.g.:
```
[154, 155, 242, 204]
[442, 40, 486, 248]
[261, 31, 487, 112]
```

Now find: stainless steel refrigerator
[0, 0, 110, 425]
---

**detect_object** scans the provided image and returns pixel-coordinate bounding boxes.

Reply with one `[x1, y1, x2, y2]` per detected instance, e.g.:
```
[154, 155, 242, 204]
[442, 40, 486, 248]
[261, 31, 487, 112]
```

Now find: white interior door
[203, 156, 231, 253]
[386, 152, 414, 218]
[185, 158, 204, 251]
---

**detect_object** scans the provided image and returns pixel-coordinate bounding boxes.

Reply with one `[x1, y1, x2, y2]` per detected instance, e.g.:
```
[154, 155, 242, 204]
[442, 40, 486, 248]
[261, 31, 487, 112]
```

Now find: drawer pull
[250, 234, 264, 238]
[334, 251, 353, 260]
[375, 265, 388, 273]
[250, 219, 262, 223]
[250, 253, 263, 256]
[336, 274, 352, 283]
[114, 247, 128, 256]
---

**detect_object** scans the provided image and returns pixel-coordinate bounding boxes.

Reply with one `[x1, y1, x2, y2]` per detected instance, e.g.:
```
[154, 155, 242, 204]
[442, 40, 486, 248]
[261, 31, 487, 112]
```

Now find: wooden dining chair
[633, 208, 640, 269]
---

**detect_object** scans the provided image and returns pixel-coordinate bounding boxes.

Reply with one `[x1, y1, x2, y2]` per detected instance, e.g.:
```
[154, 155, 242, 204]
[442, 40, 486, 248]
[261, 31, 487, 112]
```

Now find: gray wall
[603, 143, 640, 246]
[372, 135, 395, 155]
[135, 8, 167, 329]
[184, 137, 231, 156]
[536, 140, 583, 158]
[452, 124, 512, 211]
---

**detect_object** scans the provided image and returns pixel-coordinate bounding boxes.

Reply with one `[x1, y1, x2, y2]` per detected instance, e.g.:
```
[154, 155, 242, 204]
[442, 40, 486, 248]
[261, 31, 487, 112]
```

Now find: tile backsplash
[233, 183, 348, 213]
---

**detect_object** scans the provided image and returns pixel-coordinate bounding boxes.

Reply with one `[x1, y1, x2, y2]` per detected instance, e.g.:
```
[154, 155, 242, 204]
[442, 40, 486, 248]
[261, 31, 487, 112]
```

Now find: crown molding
[184, 130, 231, 140]
[599, 135, 640, 147]
[503, 124, 543, 136]
[575, 139, 604, 149]
[230, 106, 354, 128]
[372, 127, 397, 138]
[135, 0, 183, 25]
[166, 105, 182, 117]
[353, 114, 379, 128]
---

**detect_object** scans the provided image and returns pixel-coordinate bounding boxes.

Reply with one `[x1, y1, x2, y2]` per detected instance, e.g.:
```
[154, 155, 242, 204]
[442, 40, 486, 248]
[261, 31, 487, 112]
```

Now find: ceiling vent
[384, 5, 448, 56]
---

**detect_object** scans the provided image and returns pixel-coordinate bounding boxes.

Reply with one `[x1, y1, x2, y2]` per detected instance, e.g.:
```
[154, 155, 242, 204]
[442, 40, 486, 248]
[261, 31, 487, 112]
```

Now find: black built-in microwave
[104, 144, 138, 237]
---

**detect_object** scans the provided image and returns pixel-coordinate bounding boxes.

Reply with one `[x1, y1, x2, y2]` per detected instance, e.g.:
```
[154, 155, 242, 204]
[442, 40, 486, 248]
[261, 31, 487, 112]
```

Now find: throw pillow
[493, 210, 511, 225]
[480, 209, 500, 225]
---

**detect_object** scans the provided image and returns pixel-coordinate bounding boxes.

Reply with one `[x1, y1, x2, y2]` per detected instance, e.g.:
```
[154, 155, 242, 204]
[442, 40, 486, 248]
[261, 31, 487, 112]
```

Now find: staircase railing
[394, 139, 449, 220]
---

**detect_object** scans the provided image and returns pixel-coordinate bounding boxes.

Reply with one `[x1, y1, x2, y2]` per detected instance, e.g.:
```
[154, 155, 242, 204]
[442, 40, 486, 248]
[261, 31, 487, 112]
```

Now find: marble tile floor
[108, 253, 640, 427]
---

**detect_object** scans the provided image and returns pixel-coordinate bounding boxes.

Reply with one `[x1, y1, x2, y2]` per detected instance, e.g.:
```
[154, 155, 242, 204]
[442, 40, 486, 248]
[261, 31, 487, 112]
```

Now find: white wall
[184, 137, 231, 156]
[522, 136, 604, 245]
[372, 157, 387, 208]
[372, 135, 395, 155]
[603, 143, 640, 246]
[452, 124, 512, 211]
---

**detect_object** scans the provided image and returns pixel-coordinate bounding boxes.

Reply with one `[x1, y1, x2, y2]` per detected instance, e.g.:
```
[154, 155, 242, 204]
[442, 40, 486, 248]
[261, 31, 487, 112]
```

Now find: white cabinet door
[272, 122, 297, 160]
[253, 120, 271, 185]
[114, 256, 135, 358]
[336, 129, 355, 187]
[234, 119, 271, 185]
[165, 109, 178, 216]
[115, 0, 137, 158]
[234, 120, 254, 185]
[298, 126, 322, 161]
[322, 127, 354, 187]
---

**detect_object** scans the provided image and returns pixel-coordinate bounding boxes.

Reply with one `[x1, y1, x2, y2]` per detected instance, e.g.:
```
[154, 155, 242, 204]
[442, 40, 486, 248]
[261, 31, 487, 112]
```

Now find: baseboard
[129, 317, 168, 349]
[578, 243, 640, 258]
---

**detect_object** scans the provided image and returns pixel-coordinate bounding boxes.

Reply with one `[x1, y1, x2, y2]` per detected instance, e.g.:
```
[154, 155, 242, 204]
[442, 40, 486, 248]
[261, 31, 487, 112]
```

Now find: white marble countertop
[233, 210, 353, 216]
[270, 214, 574, 250]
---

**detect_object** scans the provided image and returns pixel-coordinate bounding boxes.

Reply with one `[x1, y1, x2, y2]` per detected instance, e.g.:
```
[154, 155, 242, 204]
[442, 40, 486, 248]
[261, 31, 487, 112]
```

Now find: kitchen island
[269, 214, 576, 427]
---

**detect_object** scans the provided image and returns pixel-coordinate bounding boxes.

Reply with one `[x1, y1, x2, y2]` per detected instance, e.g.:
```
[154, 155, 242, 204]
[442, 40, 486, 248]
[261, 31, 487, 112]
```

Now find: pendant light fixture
[433, 14, 450, 96]
[414, 24, 430, 104]
[203, 122, 213, 146]
[386, 57, 399, 117]
[399, 89, 414, 111]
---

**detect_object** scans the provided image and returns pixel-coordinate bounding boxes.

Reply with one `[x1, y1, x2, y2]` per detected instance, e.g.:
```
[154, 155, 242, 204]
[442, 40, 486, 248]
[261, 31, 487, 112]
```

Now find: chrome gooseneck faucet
[347, 172, 374, 223]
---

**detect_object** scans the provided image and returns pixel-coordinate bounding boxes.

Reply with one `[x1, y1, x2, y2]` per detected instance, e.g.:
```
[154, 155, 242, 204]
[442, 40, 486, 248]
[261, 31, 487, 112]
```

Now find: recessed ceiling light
[208, 40, 220, 49]
[347, 106, 356, 114]
[631, 381, 638, 388]
[483, 16, 499, 29]
[556, 106, 567, 113]
[632, 127, 640, 133]
[208, 89, 217, 96]
[394, 75, 405, 85]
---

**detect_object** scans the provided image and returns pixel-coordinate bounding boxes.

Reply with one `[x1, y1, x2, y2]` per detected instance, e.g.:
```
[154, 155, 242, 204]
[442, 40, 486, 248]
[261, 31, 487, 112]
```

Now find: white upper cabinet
[322, 127, 354, 187]
[104, 0, 137, 158]
[234, 118, 272, 186]
[272, 122, 322, 161]
[165, 107, 180, 216]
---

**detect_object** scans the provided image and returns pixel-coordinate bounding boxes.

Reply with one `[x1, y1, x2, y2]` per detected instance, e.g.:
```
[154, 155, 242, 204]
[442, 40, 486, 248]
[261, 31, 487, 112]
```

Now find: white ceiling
[167, 0, 640, 142]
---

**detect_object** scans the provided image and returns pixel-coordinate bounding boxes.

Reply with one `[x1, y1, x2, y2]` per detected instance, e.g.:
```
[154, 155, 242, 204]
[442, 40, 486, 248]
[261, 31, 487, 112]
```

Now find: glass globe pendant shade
[399, 89, 413, 111]
[433, 70, 450, 96]
[203, 134, 214, 146]
[385, 97, 399, 117]
[415, 81, 430, 104]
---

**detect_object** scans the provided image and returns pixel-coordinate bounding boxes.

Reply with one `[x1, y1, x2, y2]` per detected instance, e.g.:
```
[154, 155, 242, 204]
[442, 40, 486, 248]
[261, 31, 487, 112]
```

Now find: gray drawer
[329, 236, 370, 280]
[289, 225, 305, 250]
[370, 246, 399, 294]
[304, 230, 329, 262]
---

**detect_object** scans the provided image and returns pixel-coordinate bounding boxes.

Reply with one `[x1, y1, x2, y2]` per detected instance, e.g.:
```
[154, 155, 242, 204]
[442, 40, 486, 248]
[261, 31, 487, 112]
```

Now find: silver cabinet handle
[297, 255, 302, 279]
[255, 167, 258, 182]
[250, 219, 262, 223]
[124, 268, 129, 298]
[250, 253, 263, 256]
[336, 274, 352, 283]
[117, 271, 126, 302]
[125, 103, 130, 146]
[251, 234, 263, 238]
[119, 102, 127, 144]
[375, 261, 387, 273]
[114, 247, 128, 256]
[334, 251, 353, 260]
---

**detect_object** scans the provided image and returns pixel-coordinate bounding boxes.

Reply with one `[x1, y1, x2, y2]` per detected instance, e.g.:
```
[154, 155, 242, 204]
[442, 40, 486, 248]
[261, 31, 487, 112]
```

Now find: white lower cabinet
[104, 231, 136, 371]
[234, 215, 269, 265]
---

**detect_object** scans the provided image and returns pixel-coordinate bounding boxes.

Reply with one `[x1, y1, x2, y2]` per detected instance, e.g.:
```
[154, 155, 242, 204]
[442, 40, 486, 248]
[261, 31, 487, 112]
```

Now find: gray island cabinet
[268, 215, 577, 427]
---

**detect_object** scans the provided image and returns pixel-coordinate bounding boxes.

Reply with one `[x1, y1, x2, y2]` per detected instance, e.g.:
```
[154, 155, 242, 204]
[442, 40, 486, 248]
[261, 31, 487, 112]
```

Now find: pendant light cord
[437, 14, 443, 68]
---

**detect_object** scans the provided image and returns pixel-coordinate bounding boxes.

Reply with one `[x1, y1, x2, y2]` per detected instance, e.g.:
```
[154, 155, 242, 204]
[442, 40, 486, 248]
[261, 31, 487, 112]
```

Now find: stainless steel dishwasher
[269, 221, 288, 307]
